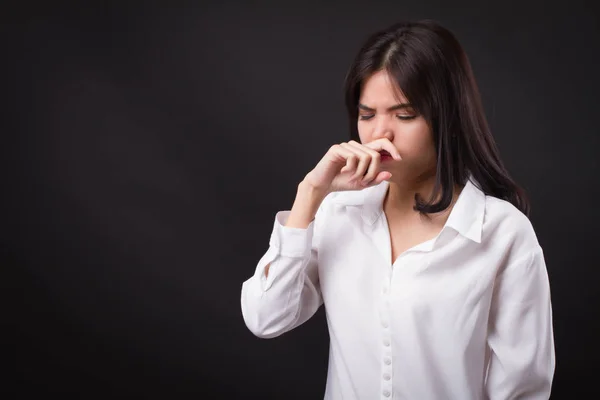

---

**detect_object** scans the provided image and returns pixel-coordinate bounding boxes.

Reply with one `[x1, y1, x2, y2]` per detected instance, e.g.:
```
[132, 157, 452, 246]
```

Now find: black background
[3, 1, 599, 398]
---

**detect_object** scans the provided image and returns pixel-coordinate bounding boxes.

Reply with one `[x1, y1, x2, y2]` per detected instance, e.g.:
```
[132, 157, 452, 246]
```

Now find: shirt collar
[331, 177, 486, 243]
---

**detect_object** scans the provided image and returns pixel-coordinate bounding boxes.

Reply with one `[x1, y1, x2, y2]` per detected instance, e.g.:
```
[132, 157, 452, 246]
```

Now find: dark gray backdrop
[3, 1, 599, 399]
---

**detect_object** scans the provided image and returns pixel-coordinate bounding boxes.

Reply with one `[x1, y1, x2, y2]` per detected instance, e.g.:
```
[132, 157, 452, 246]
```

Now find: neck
[383, 175, 461, 222]
[384, 176, 435, 216]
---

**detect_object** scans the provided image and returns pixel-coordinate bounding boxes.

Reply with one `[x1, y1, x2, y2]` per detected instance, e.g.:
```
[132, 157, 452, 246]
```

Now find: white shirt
[241, 178, 555, 400]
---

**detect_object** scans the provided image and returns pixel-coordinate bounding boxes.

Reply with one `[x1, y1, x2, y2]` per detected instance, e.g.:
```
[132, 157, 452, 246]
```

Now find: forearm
[241, 248, 321, 338]
[264, 180, 326, 277]
[241, 207, 323, 338]
[285, 180, 328, 228]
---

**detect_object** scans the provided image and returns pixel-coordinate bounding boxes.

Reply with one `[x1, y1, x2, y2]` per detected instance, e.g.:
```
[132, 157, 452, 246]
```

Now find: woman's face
[357, 70, 437, 183]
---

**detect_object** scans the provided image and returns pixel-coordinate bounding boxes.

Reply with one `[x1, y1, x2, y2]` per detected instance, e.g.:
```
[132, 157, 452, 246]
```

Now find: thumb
[371, 171, 392, 185]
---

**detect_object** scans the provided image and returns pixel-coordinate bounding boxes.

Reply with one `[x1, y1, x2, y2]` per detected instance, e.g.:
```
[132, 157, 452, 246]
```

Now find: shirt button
[383, 390, 391, 397]
[382, 321, 389, 328]
[384, 357, 391, 365]
[383, 373, 391, 381]
[382, 287, 388, 294]
[383, 339, 390, 347]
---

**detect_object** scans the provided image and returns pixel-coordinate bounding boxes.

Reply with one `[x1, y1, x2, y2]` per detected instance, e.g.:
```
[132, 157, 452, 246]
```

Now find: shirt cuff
[268, 211, 315, 258]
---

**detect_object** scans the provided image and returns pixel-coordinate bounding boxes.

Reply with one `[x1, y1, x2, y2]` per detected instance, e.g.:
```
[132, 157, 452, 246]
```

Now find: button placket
[380, 275, 393, 399]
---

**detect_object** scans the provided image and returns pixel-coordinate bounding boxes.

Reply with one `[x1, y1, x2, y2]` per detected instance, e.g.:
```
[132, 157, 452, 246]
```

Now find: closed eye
[359, 115, 417, 121]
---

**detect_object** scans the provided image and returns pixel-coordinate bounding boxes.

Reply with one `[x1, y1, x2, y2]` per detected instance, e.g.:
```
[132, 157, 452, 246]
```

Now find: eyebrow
[358, 103, 413, 112]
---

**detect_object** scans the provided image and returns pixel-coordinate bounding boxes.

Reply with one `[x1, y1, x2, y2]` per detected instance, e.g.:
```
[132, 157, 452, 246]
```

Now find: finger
[366, 171, 392, 187]
[347, 140, 381, 184]
[343, 152, 359, 174]
[363, 138, 402, 160]
[330, 144, 358, 174]
[340, 142, 371, 181]
[340, 155, 357, 173]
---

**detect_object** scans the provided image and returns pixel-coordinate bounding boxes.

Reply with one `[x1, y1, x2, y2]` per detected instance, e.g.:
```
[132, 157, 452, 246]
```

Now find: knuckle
[330, 144, 341, 152]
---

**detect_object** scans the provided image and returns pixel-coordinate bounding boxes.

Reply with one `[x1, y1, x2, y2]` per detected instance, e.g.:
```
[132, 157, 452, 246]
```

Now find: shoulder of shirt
[482, 193, 541, 253]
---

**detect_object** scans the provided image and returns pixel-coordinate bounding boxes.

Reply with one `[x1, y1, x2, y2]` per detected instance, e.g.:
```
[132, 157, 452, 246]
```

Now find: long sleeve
[485, 245, 555, 399]
[240, 209, 323, 339]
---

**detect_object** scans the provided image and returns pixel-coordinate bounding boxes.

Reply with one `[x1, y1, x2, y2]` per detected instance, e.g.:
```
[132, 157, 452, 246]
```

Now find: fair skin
[356, 70, 462, 261]
[266, 70, 461, 275]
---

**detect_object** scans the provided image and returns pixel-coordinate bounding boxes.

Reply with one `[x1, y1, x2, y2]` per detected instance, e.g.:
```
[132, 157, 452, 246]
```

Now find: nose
[371, 115, 395, 142]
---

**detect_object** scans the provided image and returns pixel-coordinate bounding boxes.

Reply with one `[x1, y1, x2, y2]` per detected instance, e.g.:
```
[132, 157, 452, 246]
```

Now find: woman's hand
[303, 139, 401, 196]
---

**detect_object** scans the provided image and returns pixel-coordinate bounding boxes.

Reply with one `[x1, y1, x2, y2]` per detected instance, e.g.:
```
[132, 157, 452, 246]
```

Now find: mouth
[379, 150, 392, 158]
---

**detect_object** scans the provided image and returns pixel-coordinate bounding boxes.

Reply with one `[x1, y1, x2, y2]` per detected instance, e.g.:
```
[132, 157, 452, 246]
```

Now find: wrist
[286, 181, 327, 228]
[298, 178, 329, 201]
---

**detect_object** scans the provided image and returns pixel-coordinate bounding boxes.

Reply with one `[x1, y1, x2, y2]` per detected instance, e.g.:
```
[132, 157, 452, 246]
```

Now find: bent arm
[241, 210, 324, 339]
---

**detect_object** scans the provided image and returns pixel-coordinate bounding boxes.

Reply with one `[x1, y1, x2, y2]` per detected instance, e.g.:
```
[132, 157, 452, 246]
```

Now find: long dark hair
[344, 19, 530, 216]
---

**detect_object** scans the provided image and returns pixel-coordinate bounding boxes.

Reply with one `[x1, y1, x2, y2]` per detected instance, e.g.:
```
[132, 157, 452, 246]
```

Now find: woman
[241, 19, 555, 399]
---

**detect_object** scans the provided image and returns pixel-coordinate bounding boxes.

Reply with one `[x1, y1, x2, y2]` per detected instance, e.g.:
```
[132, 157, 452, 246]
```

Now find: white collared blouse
[241, 179, 555, 399]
